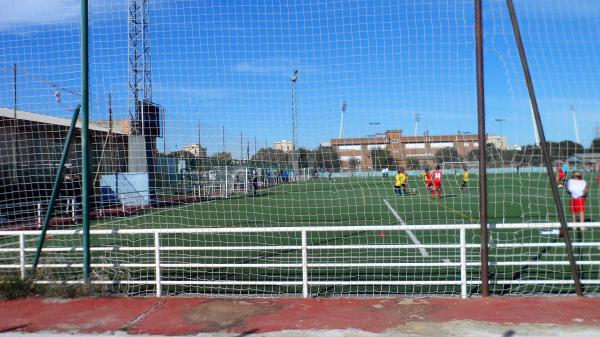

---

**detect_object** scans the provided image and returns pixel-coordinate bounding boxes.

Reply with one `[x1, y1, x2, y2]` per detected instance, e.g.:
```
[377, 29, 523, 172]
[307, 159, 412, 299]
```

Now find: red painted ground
[2, 297, 600, 335]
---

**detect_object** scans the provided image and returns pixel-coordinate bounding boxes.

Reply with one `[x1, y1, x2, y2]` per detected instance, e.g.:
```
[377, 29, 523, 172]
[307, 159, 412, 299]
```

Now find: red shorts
[433, 180, 441, 188]
[570, 198, 586, 213]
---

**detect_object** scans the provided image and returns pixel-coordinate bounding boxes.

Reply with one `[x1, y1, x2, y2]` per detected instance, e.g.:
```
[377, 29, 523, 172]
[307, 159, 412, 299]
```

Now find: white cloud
[0, 0, 80, 29]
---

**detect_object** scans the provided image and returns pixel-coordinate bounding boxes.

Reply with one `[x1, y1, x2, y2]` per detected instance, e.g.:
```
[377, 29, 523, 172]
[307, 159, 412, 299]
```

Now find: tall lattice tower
[128, 0, 161, 202]
[128, 0, 152, 123]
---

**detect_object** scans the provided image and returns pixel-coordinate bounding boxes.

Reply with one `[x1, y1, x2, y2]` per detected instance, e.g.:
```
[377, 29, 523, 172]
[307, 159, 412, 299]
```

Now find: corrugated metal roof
[0, 107, 128, 135]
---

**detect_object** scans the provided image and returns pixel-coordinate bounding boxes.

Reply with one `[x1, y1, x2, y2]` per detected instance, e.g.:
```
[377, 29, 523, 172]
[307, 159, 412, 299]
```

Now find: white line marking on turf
[383, 199, 430, 258]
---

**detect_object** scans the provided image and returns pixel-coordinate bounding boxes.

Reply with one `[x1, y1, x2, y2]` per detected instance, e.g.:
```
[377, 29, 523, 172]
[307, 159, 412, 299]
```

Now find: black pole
[506, 0, 583, 296]
[475, 0, 490, 297]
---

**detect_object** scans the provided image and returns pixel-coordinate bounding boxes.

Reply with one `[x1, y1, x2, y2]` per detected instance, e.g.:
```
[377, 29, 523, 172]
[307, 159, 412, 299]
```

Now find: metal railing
[1, 222, 599, 298]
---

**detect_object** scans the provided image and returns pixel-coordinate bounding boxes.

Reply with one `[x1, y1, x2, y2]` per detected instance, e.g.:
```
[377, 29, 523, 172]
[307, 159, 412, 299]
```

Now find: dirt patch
[183, 299, 281, 331]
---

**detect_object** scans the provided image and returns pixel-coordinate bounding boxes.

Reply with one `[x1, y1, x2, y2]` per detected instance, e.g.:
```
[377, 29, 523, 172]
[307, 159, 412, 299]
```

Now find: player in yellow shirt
[394, 169, 406, 195]
[461, 168, 469, 191]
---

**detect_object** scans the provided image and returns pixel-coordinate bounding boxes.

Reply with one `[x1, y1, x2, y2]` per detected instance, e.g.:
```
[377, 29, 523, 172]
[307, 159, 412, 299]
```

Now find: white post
[245, 167, 248, 194]
[121, 194, 126, 213]
[530, 102, 540, 146]
[71, 198, 76, 222]
[224, 166, 229, 198]
[154, 232, 161, 297]
[571, 105, 580, 145]
[139, 192, 144, 208]
[460, 226, 467, 298]
[36, 203, 42, 229]
[19, 233, 26, 280]
[301, 229, 308, 298]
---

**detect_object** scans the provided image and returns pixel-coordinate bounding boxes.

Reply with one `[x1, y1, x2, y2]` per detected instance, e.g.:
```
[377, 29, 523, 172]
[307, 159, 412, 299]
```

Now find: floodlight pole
[339, 101, 347, 139]
[222, 126, 225, 153]
[81, 0, 91, 284]
[506, 0, 583, 296]
[570, 105, 580, 145]
[414, 113, 421, 137]
[291, 70, 299, 173]
[475, 0, 490, 297]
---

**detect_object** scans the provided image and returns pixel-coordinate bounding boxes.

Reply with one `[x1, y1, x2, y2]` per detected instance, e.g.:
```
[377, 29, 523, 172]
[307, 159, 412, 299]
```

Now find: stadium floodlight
[339, 101, 347, 138]
[570, 105, 580, 145]
[414, 113, 421, 136]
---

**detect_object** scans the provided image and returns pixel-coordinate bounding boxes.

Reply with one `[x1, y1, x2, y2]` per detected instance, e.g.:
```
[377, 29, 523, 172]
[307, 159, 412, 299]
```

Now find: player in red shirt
[556, 164, 565, 188]
[432, 165, 443, 199]
[423, 168, 432, 193]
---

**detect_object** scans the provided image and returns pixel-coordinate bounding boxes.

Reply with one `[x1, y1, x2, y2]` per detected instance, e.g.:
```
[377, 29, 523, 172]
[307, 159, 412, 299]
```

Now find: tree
[591, 138, 600, 152]
[514, 145, 542, 166]
[312, 146, 341, 171]
[251, 148, 289, 164]
[200, 151, 233, 168]
[548, 140, 583, 160]
[434, 147, 460, 164]
[298, 147, 315, 169]
[211, 151, 233, 161]
[406, 158, 420, 169]
[370, 148, 395, 170]
[512, 140, 584, 167]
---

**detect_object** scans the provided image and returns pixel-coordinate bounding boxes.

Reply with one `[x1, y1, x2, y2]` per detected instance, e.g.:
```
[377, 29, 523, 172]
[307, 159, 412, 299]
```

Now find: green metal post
[81, 0, 91, 283]
[31, 105, 81, 276]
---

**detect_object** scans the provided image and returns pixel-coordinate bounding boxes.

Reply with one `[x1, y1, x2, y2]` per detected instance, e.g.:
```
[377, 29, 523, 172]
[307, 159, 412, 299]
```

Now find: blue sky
[0, 0, 599, 158]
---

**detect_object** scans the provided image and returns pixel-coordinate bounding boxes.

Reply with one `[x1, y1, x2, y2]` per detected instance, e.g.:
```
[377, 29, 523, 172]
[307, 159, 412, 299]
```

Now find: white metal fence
[1, 222, 599, 298]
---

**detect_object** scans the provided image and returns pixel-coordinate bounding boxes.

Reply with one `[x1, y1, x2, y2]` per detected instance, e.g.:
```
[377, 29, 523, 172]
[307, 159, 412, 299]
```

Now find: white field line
[382, 199, 431, 259]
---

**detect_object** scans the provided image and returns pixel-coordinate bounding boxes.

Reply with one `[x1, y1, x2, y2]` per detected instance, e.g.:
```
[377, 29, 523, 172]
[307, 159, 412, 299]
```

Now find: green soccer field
[4, 172, 599, 296]
[79, 172, 600, 296]
[94, 172, 599, 229]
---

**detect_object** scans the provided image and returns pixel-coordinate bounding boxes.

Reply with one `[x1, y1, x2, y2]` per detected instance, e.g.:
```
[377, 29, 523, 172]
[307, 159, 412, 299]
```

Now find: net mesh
[0, 0, 599, 297]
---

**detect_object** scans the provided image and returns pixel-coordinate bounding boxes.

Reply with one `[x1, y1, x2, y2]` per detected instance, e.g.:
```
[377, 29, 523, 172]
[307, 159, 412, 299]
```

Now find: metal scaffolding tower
[128, 0, 153, 120]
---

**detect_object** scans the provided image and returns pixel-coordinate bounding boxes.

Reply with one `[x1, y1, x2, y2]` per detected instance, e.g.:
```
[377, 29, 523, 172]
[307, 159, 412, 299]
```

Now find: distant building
[331, 130, 479, 171]
[274, 140, 294, 153]
[487, 134, 508, 150]
[181, 144, 207, 158]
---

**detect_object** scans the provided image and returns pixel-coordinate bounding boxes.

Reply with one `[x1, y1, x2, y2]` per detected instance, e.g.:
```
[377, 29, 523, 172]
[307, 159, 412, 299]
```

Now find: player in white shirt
[566, 172, 589, 230]
[431, 165, 443, 199]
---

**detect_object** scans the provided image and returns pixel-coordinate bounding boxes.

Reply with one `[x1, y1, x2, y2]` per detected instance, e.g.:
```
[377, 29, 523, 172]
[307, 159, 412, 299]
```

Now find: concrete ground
[2, 297, 600, 336]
